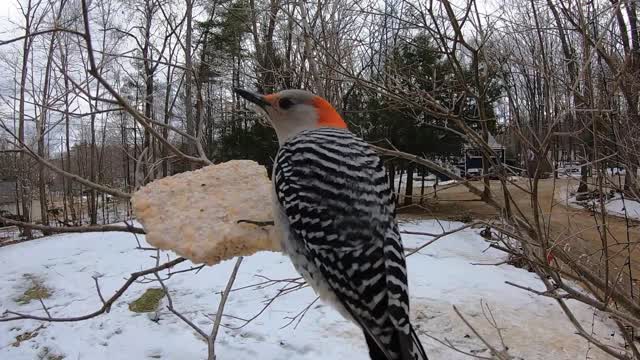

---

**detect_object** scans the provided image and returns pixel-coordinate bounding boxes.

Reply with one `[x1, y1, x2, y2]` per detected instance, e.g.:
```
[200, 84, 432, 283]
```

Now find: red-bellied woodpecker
[234, 88, 428, 360]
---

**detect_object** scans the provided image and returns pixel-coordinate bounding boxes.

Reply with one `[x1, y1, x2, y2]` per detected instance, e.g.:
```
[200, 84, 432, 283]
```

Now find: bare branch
[1, 258, 186, 322]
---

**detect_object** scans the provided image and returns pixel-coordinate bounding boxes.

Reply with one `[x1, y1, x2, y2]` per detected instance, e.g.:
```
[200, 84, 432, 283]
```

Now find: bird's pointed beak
[234, 88, 271, 108]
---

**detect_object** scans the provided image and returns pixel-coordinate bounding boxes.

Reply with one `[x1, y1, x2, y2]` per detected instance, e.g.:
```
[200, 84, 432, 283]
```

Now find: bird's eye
[279, 98, 294, 109]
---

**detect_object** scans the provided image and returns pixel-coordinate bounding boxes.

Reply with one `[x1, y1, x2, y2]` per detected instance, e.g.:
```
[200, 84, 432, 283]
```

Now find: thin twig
[92, 275, 106, 307]
[405, 222, 480, 256]
[1, 258, 186, 322]
[0, 216, 144, 244]
[38, 298, 52, 319]
[452, 305, 511, 360]
[208, 256, 244, 360]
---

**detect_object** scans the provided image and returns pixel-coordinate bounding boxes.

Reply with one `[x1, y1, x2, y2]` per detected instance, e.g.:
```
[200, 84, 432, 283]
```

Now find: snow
[604, 196, 640, 220]
[0, 220, 624, 359]
[559, 183, 640, 221]
[556, 166, 581, 178]
[391, 175, 457, 202]
[555, 166, 640, 179]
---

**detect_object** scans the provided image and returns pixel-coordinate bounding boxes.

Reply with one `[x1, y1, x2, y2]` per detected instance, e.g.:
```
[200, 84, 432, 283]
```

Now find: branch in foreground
[452, 305, 511, 360]
[151, 255, 245, 360]
[505, 280, 640, 329]
[0, 216, 144, 238]
[79, 0, 211, 167]
[0, 257, 186, 322]
[0, 27, 85, 46]
[208, 256, 244, 360]
[370, 144, 501, 210]
[404, 222, 481, 256]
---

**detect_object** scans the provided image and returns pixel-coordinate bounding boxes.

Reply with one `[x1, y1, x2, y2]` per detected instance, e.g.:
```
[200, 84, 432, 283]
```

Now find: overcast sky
[0, 0, 20, 128]
[0, 0, 20, 36]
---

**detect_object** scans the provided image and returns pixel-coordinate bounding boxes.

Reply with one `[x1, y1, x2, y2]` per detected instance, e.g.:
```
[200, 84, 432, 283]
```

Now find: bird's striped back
[273, 128, 428, 360]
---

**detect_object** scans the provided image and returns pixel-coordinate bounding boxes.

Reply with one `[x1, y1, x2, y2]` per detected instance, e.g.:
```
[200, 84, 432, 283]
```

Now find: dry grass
[14, 274, 51, 305]
[128, 288, 166, 313]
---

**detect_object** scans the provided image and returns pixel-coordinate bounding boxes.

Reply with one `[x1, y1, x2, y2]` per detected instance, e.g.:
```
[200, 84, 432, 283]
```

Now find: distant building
[461, 133, 505, 177]
[0, 179, 16, 206]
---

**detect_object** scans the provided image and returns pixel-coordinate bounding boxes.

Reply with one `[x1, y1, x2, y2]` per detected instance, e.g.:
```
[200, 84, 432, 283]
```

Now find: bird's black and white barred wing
[273, 128, 426, 360]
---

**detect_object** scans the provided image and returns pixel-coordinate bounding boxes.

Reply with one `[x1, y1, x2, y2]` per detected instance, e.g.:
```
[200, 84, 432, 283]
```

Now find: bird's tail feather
[409, 324, 428, 360]
[365, 325, 428, 360]
[365, 332, 391, 360]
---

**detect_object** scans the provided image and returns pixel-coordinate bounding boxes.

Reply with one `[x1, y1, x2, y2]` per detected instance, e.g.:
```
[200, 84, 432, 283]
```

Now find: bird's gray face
[235, 88, 346, 145]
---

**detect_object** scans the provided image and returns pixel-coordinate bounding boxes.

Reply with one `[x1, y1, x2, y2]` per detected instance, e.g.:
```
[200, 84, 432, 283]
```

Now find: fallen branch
[0, 216, 145, 239]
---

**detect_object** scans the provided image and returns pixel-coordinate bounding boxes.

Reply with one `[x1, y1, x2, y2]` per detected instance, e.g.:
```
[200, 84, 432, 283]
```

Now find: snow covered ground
[554, 166, 636, 179]
[558, 182, 640, 221]
[0, 220, 624, 359]
[596, 194, 640, 220]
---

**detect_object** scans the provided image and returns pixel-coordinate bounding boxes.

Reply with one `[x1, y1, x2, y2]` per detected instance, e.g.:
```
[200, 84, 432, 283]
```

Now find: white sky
[0, 0, 22, 130]
[0, 0, 507, 144]
[0, 0, 21, 36]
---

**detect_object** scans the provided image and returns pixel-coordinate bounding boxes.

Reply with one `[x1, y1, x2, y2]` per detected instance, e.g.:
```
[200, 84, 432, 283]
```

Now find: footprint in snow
[278, 340, 313, 355]
[238, 330, 266, 342]
[105, 328, 123, 340]
[145, 349, 163, 358]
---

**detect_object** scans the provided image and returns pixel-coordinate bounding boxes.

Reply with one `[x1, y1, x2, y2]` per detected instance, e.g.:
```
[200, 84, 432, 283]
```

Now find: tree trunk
[396, 167, 404, 205]
[63, 50, 76, 225]
[547, 0, 590, 193]
[184, 0, 196, 162]
[624, 166, 638, 197]
[388, 162, 396, 190]
[17, 0, 35, 237]
[404, 164, 414, 206]
[420, 169, 425, 204]
[37, 30, 58, 230]
[142, 0, 154, 182]
[577, 155, 590, 194]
